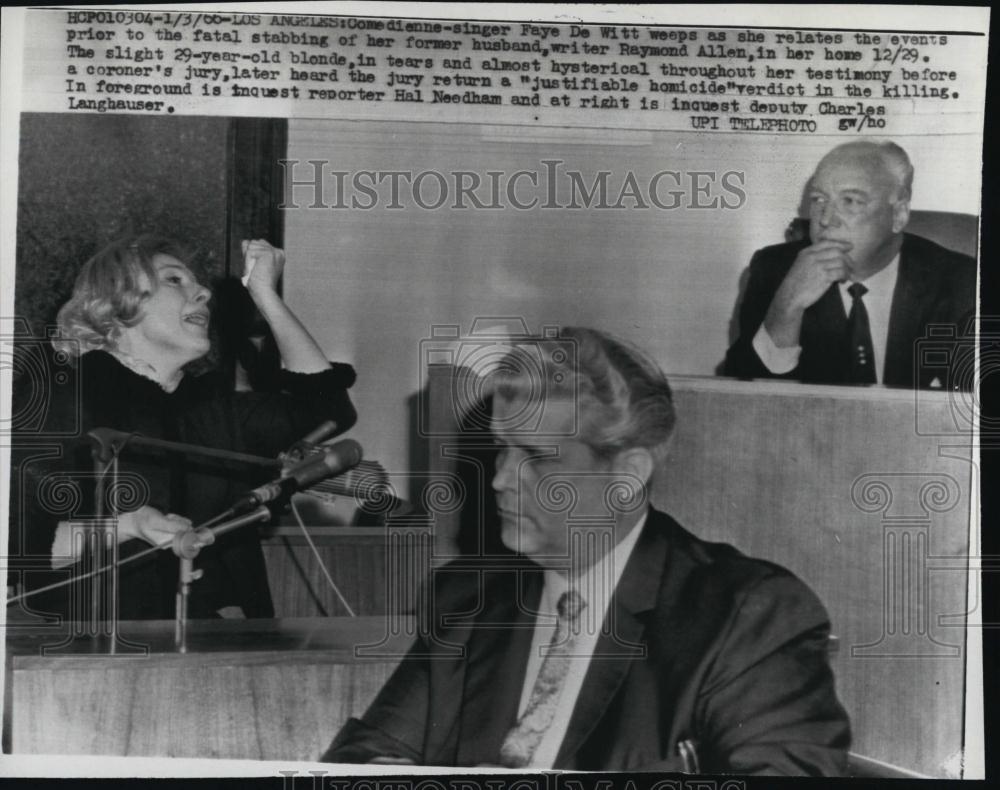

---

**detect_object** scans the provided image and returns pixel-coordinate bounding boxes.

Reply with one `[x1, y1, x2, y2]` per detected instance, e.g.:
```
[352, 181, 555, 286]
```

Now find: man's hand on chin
[764, 239, 853, 347]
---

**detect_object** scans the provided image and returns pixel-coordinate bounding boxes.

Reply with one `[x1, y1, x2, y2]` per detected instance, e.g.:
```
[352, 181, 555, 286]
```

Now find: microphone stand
[171, 504, 272, 653]
[88, 427, 283, 471]
[81, 426, 367, 654]
[84, 428, 281, 654]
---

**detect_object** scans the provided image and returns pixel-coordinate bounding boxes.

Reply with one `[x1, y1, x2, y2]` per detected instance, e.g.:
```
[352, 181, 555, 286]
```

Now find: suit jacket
[323, 509, 851, 775]
[723, 233, 976, 388]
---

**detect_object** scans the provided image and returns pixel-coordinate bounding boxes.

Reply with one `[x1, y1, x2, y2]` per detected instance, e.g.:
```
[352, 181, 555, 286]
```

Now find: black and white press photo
[0, 3, 990, 784]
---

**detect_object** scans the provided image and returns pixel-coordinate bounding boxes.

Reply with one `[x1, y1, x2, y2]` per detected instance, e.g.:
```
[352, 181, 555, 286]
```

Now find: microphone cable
[4, 506, 246, 606]
[288, 496, 357, 617]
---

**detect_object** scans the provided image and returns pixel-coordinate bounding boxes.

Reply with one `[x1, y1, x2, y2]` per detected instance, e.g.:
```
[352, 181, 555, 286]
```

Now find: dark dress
[8, 349, 357, 620]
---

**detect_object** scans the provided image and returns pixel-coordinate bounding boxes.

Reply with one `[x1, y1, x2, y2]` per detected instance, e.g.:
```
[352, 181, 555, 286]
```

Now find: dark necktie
[847, 282, 877, 385]
[498, 590, 587, 768]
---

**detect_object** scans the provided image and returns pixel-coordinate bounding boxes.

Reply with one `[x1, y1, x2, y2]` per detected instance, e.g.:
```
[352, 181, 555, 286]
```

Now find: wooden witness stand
[652, 377, 975, 779]
[4, 371, 976, 776]
[4, 617, 411, 761]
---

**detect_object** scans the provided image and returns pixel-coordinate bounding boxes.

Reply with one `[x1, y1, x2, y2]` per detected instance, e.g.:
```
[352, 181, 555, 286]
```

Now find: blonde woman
[11, 236, 356, 619]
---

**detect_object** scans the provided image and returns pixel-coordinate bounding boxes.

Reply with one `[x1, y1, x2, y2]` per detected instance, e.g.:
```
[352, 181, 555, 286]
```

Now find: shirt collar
[842, 252, 900, 294]
[108, 349, 185, 393]
[542, 509, 649, 612]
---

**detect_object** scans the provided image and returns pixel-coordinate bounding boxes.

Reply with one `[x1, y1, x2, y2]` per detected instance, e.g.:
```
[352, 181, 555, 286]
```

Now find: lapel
[800, 283, 849, 382]
[818, 280, 848, 322]
[454, 567, 543, 766]
[553, 511, 671, 767]
[806, 282, 848, 339]
[884, 236, 936, 387]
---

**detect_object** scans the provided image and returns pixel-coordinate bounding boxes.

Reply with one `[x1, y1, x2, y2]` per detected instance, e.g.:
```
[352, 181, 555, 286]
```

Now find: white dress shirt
[516, 511, 648, 768]
[752, 254, 900, 383]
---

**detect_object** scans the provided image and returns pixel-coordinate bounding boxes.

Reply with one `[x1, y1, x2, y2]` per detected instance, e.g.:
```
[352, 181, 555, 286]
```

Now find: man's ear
[892, 197, 911, 234]
[612, 447, 655, 506]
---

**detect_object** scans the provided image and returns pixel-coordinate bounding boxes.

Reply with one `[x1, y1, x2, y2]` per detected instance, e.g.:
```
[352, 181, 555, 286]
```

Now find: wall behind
[15, 113, 232, 336]
[284, 119, 982, 481]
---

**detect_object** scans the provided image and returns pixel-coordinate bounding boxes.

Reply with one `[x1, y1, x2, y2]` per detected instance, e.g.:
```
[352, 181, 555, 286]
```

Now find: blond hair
[53, 235, 199, 357]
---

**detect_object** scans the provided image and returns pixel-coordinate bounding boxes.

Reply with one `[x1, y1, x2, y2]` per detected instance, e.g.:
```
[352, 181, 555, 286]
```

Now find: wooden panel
[426, 368, 972, 777]
[12, 662, 397, 760]
[657, 378, 971, 777]
[220, 117, 289, 390]
[262, 527, 432, 618]
[8, 617, 411, 761]
[228, 117, 289, 258]
[426, 363, 493, 558]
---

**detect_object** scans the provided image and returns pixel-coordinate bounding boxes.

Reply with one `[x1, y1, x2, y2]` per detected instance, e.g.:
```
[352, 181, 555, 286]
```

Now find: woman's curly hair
[52, 235, 216, 373]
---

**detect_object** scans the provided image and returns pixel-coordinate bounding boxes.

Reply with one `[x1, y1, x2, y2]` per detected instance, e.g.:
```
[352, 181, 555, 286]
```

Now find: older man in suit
[724, 140, 975, 388]
[323, 327, 850, 774]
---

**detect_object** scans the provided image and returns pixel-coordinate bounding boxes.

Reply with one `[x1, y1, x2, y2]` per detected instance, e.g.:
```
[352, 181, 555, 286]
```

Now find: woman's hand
[118, 505, 192, 547]
[238, 238, 331, 374]
[51, 506, 191, 569]
[242, 238, 285, 298]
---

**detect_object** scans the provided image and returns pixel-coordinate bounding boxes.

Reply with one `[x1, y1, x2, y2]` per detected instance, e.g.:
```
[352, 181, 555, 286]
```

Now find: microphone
[301, 420, 340, 445]
[280, 420, 340, 465]
[302, 460, 392, 505]
[231, 438, 363, 513]
[172, 441, 363, 561]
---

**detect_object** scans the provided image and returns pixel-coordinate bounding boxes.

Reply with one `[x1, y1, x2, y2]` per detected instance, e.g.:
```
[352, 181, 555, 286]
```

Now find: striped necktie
[498, 590, 587, 768]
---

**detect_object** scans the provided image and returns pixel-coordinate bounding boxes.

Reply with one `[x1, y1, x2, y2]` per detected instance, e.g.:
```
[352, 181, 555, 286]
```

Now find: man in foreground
[324, 326, 850, 773]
